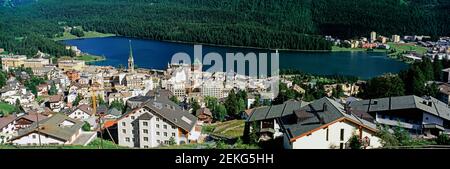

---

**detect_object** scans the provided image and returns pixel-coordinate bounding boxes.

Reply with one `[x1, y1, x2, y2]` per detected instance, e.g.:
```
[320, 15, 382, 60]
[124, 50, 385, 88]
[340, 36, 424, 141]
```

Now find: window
[340, 129, 344, 141]
[32, 135, 36, 139]
[122, 129, 126, 134]
[131, 116, 135, 120]
[164, 140, 170, 144]
[156, 118, 160, 121]
[172, 133, 176, 137]
[122, 122, 126, 126]
[163, 125, 167, 129]
[144, 137, 148, 141]
[157, 132, 160, 136]
[144, 146, 148, 148]
[143, 122, 148, 126]
[339, 143, 344, 149]
[157, 140, 161, 143]
[164, 132, 167, 137]
[125, 137, 130, 142]
[143, 129, 148, 134]
[172, 126, 176, 129]
[326, 128, 329, 141]
[156, 124, 160, 128]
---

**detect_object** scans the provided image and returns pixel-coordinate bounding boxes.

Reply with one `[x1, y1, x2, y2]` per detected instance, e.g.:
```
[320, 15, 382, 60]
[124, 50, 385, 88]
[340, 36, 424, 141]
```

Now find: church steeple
[128, 40, 135, 73]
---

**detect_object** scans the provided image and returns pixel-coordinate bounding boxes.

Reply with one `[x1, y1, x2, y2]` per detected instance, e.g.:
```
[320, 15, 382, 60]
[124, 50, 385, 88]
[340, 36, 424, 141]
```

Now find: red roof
[103, 120, 117, 129]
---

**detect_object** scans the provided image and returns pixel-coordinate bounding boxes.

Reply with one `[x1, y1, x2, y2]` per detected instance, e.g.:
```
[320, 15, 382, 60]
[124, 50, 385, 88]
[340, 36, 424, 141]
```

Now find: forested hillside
[0, 0, 449, 57]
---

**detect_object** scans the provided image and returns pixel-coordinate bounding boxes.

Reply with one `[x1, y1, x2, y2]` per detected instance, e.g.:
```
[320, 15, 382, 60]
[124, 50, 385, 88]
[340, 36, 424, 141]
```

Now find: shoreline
[61, 35, 383, 53]
[59, 34, 390, 54]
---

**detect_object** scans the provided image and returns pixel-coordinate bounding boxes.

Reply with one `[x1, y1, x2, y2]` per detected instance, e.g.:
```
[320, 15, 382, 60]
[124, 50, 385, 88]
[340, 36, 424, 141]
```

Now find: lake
[62, 36, 409, 79]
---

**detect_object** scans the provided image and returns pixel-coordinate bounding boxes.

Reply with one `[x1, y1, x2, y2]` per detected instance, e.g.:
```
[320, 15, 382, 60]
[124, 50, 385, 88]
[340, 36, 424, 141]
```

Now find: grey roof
[16, 113, 49, 123]
[121, 92, 197, 132]
[281, 97, 377, 140]
[97, 104, 108, 113]
[11, 113, 84, 142]
[137, 113, 153, 121]
[0, 115, 17, 129]
[72, 104, 94, 115]
[128, 96, 152, 102]
[246, 100, 309, 122]
[106, 108, 122, 116]
[350, 95, 450, 121]
[196, 107, 212, 117]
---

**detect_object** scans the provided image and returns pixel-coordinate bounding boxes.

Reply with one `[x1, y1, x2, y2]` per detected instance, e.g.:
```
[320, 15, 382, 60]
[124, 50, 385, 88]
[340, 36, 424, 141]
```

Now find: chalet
[246, 100, 309, 141]
[10, 113, 95, 146]
[0, 115, 17, 144]
[68, 104, 94, 120]
[36, 83, 49, 96]
[14, 113, 49, 130]
[280, 97, 381, 149]
[195, 107, 212, 124]
[47, 94, 64, 112]
[350, 95, 450, 138]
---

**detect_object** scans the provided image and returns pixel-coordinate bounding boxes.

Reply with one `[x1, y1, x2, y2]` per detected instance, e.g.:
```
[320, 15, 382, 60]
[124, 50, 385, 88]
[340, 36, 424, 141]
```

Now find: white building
[10, 114, 93, 146]
[281, 97, 382, 149]
[0, 115, 17, 144]
[68, 104, 95, 120]
[117, 91, 200, 148]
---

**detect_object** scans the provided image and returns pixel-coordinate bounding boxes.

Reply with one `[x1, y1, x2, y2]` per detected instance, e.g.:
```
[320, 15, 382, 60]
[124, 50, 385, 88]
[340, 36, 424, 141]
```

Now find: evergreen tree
[214, 104, 227, 122]
[190, 98, 200, 114]
[433, 57, 443, 81]
[72, 94, 82, 107]
[48, 82, 58, 95]
[225, 89, 239, 118]
[109, 99, 125, 112]
[363, 74, 405, 99]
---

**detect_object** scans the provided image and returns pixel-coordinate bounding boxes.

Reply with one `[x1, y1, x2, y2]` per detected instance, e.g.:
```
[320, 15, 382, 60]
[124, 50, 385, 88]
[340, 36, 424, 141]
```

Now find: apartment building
[117, 92, 199, 148]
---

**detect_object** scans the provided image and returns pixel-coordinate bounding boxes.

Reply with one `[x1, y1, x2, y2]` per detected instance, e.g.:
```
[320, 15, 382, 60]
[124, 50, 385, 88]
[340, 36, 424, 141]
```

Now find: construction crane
[90, 82, 103, 148]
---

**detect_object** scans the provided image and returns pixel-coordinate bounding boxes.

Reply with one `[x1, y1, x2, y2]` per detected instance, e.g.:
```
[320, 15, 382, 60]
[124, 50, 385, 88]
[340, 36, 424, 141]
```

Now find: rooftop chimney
[323, 103, 328, 112]
[344, 104, 352, 115]
[373, 100, 378, 105]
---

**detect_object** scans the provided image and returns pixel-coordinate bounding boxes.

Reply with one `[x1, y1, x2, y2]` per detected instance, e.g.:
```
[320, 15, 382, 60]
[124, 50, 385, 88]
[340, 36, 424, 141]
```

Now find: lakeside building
[370, 31, 377, 43]
[392, 35, 401, 43]
[57, 59, 85, 71]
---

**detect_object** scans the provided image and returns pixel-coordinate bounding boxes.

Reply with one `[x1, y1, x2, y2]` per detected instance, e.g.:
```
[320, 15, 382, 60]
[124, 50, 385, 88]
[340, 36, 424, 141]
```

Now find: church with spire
[128, 40, 135, 73]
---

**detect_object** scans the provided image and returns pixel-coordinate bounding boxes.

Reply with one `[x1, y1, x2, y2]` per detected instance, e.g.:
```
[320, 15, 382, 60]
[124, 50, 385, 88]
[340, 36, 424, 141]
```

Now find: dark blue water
[62, 36, 409, 79]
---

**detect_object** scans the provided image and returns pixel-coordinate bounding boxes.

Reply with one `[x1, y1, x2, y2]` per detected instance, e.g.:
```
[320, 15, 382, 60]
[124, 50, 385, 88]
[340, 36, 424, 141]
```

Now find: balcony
[376, 118, 421, 130]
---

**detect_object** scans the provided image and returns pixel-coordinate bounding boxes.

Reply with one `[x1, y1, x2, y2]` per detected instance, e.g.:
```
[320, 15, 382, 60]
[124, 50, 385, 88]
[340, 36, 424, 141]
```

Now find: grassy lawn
[0, 102, 17, 116]
[53, 31, 115, 41]
[77, 55, 105, 62]
[55, 55, 105, 63]
[332, 46, 387, 52]
[387, 42, 427, 57]
[204, 120, 245, 139]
